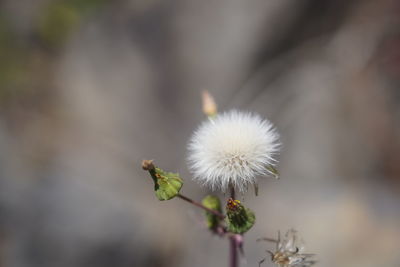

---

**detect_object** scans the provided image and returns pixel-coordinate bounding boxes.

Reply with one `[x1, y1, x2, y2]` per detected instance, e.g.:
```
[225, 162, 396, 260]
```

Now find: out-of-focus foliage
[0, 15, 29, 104]
[38, 0, 108, 47]
[0, 0, 108, 106]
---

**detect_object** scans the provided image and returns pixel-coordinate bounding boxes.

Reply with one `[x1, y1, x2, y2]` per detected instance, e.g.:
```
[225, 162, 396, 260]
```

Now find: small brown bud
[142, 159, 155, 171]
[202, 90, 217, 117]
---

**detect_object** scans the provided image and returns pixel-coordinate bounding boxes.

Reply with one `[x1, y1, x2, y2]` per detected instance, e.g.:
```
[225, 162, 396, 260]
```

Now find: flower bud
[225, 198, 255, 234]
[142, 159, 155, 171]
[142, 160, 183, 201]
[202, 90, 217, 117]
[201, 195, 222, 229]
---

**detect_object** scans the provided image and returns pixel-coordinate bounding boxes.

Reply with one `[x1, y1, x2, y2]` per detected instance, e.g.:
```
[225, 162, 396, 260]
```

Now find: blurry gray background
[1, 0, 400, 266]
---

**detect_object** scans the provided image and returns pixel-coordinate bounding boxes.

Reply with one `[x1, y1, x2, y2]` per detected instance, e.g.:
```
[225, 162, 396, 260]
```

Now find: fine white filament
[187, 110, 280, 192]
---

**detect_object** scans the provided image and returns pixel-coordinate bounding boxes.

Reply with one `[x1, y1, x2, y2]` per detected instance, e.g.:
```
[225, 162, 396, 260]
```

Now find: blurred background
[1, 0, 400, 266]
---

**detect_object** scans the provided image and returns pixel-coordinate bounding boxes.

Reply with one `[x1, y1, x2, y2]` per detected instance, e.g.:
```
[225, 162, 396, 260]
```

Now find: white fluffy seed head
[187, 110, 280, 193]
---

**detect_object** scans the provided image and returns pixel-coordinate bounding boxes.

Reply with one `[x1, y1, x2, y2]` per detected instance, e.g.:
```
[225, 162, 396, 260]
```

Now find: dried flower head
[258, 229, 316, 267]
[187, 110, 279, 192]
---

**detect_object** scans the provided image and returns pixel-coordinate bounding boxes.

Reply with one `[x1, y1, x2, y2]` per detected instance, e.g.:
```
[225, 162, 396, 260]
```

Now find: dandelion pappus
[258, 229, 317, 267]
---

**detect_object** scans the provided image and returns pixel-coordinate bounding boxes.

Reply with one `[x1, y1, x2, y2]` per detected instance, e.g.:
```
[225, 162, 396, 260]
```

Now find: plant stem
[229, 236, 238, 267]
[229, 185, 238, 267]
[230, 185, 236, 200]
[177, 194, 225, 219]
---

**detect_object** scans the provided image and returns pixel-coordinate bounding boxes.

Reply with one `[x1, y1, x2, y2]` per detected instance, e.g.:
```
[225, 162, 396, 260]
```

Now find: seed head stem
[229, 185, 239, 267]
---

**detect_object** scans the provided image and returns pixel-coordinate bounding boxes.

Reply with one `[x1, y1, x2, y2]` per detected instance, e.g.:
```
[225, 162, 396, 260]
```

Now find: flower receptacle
[225, 198, 255, 234]
[142, 160, 183, 201]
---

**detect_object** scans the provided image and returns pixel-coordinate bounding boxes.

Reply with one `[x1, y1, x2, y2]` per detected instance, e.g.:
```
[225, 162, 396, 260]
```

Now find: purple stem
[230, 236, 238, 267]
[177, 194, 225, 219]
[229, 185, 238, 267]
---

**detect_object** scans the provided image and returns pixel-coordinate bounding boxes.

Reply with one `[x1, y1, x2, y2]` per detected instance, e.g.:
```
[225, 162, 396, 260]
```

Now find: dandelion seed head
[274, 229, 316, 267]
[187, 110, 280, 192]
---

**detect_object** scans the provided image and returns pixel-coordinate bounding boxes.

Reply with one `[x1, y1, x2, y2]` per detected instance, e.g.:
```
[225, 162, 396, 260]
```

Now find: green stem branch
[177, 194, 225, 220]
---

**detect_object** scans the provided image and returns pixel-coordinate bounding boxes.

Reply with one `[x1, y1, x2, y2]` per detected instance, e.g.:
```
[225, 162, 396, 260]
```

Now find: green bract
[266, 165, 279, 179]
[148, 167, 183, 201]
[225, 199, 255, 234]
[202, 195, 222, 229]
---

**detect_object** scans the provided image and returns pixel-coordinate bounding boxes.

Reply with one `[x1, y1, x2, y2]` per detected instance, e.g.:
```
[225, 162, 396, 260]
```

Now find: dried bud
[225, 198, 255, 234]
[202, 90, 217, 117]
[142, 161, 183, 201]
[142, 159, 155, 171]
[201, 195, 222, 229]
